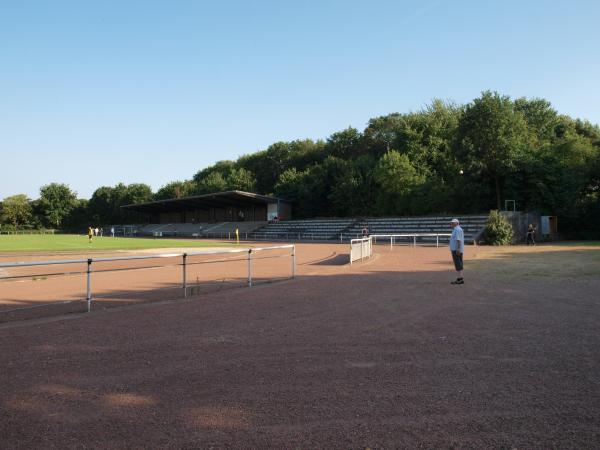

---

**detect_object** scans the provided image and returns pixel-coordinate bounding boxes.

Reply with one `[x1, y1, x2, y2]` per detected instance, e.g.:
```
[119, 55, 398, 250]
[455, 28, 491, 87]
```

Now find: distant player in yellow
[235, 227, 240, 244]
[88, 227, 93, 243]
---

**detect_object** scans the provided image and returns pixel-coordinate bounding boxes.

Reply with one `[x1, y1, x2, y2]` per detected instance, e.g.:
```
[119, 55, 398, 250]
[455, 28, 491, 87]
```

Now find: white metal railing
[0, 229, 56, 235]
[370, 233, 452, 249]
[350, 237, 373, 264]
[0, 244, 295, 317]
[201, 231, 341, 241]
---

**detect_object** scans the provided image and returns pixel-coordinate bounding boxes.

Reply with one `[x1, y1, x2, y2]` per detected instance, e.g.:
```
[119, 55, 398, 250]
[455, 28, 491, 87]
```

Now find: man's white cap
[451, 218, 459, 224]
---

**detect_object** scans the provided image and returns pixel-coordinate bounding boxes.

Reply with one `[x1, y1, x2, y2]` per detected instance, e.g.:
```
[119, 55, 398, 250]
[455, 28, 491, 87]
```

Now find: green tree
[155, 180, 197, 200]
[237, 142, 292, 194]
[364, 113, 405, 156]
[1, 194, 33, 228]
[88, 183, 153, 224]
[287, 139, 327, 171]
[274, 168, 303, 201]
[373, 150, 425, 214]
[326, 127, 364, 159]
[193, 160, 236, 183]
[197, 172, 228, 194]
[193, 160, 257, 194]
[401, 100, 462, 174]
[88, 186, 115, 224]
[274, 168, 316, 218]
[39, 183, 77, 228]
[226, 168, 256, 192]
[63, 199, 89, 232]
[274, 162, 336, 218]
[514, 97, 558, 144]
[119, 183, 153, 223]
[328, 156, 377, 216]
[456, 91, 530, 209]
[120, 183, 153, 206]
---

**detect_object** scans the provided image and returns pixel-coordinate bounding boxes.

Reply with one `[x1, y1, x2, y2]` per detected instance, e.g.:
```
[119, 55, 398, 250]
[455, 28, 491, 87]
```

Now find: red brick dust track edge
[1, 244, 600, 448]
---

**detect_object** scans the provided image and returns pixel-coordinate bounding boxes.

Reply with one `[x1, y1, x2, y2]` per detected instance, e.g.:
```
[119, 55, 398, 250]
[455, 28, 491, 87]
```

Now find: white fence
[0, 244, 295, 321]
[350, 237, 373, 264]
[371, 233, 452, 249]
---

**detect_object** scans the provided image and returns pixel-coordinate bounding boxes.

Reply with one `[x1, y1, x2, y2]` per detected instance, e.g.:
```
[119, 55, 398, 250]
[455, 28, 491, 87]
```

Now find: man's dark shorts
[451, 250, 463, 271]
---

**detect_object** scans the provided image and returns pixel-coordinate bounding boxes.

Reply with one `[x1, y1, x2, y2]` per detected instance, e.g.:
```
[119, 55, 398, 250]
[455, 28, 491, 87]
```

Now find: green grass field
[0, 234, 235, 253]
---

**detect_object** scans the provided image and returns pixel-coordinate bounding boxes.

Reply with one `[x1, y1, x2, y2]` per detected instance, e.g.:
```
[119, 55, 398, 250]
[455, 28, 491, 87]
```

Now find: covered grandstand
[122, 190, 291, 223]
[120, 190, 291, 237]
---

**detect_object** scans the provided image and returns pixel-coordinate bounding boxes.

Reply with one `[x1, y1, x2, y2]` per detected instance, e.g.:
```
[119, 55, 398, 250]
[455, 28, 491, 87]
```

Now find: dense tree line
[1, 92, 599, 237]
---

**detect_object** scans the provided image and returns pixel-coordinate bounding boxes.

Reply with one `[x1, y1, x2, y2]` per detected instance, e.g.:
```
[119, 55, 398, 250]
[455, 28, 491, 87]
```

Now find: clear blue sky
[1, 0, 599, 200]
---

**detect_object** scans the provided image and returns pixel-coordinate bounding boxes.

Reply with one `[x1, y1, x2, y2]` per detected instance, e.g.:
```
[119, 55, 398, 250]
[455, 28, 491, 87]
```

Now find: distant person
[449, 218, 464, 285]
[99, 227, 104, 237]
[526, 224, 536, 246]
[94, 227, 99, 237]
[362, 226, 369, 238]
[88, 227, 93, 243]
[111, 226, 115, 237]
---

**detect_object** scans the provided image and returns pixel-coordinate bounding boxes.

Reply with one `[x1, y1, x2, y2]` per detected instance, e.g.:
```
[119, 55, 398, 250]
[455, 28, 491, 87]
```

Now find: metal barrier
[350, 237, 372, 264]
[0, 244, 295, 319]
[370, 233, 452, 249]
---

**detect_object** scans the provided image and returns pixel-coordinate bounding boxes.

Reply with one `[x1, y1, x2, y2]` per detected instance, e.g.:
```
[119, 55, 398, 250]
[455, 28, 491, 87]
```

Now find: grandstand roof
[121, 190, 287, 213]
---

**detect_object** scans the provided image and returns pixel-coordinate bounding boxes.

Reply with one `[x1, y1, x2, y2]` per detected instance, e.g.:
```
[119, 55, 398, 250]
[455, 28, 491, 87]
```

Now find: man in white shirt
[449, 218, 464, 285]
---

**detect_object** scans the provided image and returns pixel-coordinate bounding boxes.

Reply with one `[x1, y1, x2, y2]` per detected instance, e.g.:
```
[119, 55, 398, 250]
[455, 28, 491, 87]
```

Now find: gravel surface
[1, 244, 599, 448]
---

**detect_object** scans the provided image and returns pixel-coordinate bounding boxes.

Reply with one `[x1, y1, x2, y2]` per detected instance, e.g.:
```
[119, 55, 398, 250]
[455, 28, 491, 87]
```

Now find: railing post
[436, 235, 439, 247]
[390, 236, 393, 250]
[182, 253, 187, 298]
[413, 235, 416, 247]
[247, 249, 253, 287]
[292, 245, 296, 278]
[86, 258, 92, 312]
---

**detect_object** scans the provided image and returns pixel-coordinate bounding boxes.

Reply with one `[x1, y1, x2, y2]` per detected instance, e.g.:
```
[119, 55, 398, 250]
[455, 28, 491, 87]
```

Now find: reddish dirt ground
[1, 242, 599, 448]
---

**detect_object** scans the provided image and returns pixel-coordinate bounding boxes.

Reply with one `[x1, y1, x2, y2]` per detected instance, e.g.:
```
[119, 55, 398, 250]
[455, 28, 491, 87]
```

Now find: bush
[484, 210, 514, 245]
